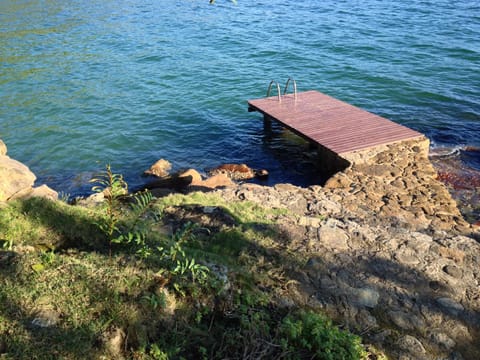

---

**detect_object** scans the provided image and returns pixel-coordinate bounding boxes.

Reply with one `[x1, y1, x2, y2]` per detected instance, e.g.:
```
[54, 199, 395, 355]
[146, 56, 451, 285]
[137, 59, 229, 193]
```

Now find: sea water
[1, 0, 479, 196]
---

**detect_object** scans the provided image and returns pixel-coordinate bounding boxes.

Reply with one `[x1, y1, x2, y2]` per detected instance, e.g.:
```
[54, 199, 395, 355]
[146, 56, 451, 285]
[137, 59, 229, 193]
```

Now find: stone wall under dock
[339, 135, 430, 166]
[323, 136, 471, 234]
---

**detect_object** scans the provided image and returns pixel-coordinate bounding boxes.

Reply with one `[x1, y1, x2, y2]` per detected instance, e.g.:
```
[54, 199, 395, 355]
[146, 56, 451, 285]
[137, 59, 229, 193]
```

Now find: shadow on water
[1, 195, 479, 358]
[247, 120, 349, 187]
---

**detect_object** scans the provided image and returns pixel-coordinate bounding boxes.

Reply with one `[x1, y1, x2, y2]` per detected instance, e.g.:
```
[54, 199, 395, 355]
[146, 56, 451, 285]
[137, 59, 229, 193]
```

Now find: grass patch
[0, 188, 369, 359]
[0, 197, 103, 251]
[155, 191, 288, 224]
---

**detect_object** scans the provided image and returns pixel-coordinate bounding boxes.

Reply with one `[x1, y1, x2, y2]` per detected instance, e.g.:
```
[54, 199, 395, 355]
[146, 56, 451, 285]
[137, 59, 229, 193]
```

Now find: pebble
[298, 216, 322, 228]
[354, 287, 380, 308]
[428, 280, 442, 291]
[430, 331, 456, 350]
[31, 309, 60, 328]
[305, 257, 323, 271]
[389, 310, 414, 330]
[318, 225, 350, 251]
[395, 252, 420, 265]
[355, 309, 378, 329]
[202, 206, 216, 214]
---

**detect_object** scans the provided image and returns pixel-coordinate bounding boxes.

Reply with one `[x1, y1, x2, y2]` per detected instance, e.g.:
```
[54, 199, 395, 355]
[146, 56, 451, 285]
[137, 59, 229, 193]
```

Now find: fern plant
[90, 164, 127, 256]
[118, 190, 159, 258]
[157, 223, 210, 293]
[90, 165, 157, 257]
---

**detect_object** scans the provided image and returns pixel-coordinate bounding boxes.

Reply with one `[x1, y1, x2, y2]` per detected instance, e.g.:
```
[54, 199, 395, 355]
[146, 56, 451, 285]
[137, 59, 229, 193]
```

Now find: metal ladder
[266, 77, 297, 102]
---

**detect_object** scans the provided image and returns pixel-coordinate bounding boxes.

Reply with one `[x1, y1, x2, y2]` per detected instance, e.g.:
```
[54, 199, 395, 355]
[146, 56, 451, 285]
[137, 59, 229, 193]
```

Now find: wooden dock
[248, 90, 424, 157]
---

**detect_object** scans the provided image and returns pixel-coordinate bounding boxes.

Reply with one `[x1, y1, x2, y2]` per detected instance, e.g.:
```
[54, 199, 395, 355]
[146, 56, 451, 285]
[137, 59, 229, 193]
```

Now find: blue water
[1, 0, 479, 196]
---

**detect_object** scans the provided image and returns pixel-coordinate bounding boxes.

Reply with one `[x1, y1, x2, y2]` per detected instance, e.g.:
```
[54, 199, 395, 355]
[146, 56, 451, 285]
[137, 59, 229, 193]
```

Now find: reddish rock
[178, 169, 202, 185]
[196, 174, 235, 189]
[208, 163, 268, 181]
[437, 171, 480, 190]
[464, 146, 480, 152]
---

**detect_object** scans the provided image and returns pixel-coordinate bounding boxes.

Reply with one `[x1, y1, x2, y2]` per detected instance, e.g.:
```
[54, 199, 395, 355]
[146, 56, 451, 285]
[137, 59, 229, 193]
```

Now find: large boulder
[0, 140, 57, 202]
[0, 155, 37, 201]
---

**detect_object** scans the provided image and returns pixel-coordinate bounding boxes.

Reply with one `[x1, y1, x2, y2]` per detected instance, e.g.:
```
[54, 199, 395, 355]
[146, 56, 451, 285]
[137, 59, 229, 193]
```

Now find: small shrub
[90, 165, 158, 257]
[156, 223, 210, 295]
[90, 164, 128, 254]
[278, 310, 367, 360]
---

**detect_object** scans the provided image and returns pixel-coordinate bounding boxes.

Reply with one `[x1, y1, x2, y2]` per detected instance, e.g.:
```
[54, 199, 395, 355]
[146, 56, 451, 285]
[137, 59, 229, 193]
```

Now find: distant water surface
[1, 0, 479, 196]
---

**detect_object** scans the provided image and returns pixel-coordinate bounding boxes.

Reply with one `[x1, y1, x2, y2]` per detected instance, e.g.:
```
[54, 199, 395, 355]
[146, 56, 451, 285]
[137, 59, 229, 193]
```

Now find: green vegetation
[0, 167, 369, 359]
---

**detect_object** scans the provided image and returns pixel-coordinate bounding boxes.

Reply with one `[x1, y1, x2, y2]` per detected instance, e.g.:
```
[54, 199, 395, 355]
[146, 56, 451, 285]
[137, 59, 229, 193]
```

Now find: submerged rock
[143, 167, 235, 194]
[144, 158, 172, 178]
[178, 168, 202, 184]
[208, 163, 268, 181]
[197, 173, 235, 189]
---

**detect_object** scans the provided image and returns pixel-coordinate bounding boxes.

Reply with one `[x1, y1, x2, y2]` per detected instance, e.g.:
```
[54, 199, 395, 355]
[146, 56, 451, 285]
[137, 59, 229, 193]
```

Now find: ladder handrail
[283, 77, 297, 99]
[266, 80, 282, 102]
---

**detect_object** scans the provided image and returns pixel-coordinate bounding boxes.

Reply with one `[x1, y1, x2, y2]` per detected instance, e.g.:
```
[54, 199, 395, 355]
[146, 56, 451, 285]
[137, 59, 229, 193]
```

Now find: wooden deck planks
[248, 90, 423, 155]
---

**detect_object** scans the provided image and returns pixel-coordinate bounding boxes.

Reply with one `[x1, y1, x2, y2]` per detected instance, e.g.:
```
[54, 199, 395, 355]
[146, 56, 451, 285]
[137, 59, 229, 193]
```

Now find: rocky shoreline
[1, 137, 479, 359]
[206, 138, 479, 359]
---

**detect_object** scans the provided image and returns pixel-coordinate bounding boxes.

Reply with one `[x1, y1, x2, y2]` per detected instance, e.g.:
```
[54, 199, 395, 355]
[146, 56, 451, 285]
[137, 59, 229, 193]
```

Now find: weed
[58, 191, 71, 203]
[148, 344, 169, 359]
[43, 247, 56, 263]
[142, 292, 167, 310]
[90, 164, 128, 255]
[90, 165, 158, 257]
[36, 248, 57, 270]
[155, 223, 211, 296]
[0, 238, 13, 250]
[278, 310, 367, 359]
